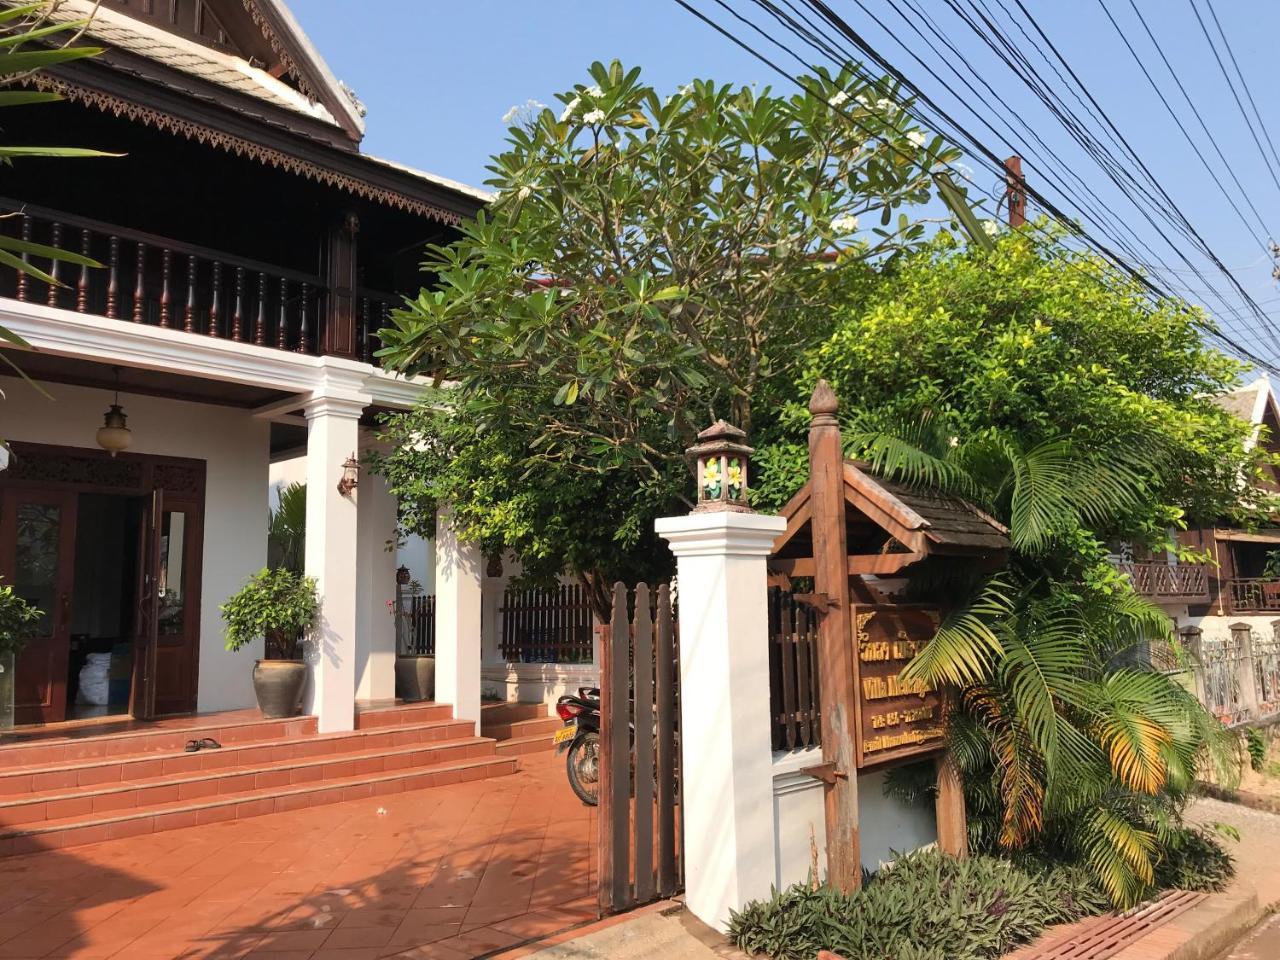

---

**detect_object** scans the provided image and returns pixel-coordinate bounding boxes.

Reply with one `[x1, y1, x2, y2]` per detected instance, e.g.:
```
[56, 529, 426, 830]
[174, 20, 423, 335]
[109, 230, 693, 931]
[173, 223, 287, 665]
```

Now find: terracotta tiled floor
[0, 751, 596, 959]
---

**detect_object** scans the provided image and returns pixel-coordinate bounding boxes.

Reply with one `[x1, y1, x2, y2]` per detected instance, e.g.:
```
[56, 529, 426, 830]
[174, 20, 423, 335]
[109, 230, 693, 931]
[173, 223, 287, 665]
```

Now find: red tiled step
[0, 717, 475, 796]
[0, 755, 517, 856]
[0, 714, 316, 770]
[354, 701, 454, 729]
[482, 716, 561, 741]
[495, 733, 559, 757]
[0, 736, 494, 827]
[481, 701, 553, 723]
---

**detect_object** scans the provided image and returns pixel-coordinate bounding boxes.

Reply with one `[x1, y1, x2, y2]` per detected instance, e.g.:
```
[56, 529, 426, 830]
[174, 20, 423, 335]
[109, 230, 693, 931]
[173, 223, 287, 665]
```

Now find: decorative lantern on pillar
[687, 419, 753, 513]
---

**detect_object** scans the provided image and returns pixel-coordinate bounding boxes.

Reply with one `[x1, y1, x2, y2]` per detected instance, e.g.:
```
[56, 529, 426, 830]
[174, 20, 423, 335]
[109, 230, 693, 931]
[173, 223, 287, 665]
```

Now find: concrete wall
[2, 376, 269, 712]
[771, 747, 938, 888]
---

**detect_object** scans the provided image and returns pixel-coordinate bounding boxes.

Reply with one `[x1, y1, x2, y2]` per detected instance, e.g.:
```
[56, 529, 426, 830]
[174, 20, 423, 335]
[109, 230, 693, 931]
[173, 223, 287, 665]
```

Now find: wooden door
[3, 489, 78, 724]
[130, 489, 161, 721]
[153, 499, 201, 716]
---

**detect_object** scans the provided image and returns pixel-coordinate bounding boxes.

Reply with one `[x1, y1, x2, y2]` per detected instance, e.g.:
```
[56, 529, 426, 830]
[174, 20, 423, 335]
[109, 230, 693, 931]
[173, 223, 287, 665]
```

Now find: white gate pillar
[302, 395, 365, 733]
[655, 510, 786, 933]
[434, 508, 483, 733]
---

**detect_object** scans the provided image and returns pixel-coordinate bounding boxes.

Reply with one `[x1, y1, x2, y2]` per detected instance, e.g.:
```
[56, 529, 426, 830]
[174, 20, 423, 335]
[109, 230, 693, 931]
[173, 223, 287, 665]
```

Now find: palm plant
[854, 411, 1239, 905]
[0, 2, 111, 386]
[268, 482, 306, 574]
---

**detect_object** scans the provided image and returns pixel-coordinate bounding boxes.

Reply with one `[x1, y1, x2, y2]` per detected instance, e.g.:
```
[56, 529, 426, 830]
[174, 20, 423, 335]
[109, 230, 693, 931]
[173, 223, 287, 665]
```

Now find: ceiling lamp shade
[96, 367, 133, 457]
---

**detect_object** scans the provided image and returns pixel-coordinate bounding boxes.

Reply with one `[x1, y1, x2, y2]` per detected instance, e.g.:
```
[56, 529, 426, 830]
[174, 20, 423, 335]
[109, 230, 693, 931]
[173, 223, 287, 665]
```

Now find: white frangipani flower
[503, 99, 547, 124]
[559, 96, 581, 122]
[981, 220, 1000, 236]
[517, 185, 532, 200]
[584, 84, 603, 98]
[875, 97, 894, 112]
[906, 130, 927, 148]
[582, 108, 606, 124]
[827, 90, 850, 107]
[678, 83, 693, 95]
[831, 214, 860, 233]
[502, 105, 520, 124]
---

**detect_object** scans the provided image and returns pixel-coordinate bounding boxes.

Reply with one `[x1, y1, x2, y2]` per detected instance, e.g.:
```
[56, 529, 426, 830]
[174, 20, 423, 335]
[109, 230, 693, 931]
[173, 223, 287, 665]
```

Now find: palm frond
[900, 576, 1014, 687]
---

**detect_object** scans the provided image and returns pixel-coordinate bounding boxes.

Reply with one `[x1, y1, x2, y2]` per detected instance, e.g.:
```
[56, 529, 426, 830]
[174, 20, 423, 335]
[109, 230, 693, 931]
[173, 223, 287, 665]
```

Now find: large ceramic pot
[252, 659, 307, 718]
[395, 655, 435, 703]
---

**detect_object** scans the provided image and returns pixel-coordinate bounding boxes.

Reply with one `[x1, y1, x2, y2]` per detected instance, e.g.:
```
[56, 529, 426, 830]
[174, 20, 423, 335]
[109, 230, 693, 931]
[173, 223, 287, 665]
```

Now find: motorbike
[554, 687, 600, 805]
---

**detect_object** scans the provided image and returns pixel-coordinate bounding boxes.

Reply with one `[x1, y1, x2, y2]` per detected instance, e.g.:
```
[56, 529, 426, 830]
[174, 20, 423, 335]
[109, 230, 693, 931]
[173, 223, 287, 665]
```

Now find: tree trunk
[579, 570, 614, 623]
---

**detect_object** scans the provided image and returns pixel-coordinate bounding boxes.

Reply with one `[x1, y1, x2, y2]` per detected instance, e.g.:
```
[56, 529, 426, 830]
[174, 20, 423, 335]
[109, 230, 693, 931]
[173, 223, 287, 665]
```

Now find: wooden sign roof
[771, 459, 1010, 578]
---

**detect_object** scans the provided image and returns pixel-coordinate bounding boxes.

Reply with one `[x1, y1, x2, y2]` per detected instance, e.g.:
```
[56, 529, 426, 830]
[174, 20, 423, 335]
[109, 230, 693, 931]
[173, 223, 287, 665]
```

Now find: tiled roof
[1213, 377, 1269, 424]
[40, 0, 339, 126]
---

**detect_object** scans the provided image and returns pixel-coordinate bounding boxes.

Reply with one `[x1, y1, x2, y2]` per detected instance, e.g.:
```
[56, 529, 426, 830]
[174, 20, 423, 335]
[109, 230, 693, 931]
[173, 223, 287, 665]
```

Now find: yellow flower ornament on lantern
[687, 418, 754, 513]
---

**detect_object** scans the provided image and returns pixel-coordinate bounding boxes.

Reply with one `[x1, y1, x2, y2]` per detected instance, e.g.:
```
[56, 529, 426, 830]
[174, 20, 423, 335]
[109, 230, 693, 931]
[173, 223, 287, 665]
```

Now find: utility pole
[1004, 155, 1026, 228]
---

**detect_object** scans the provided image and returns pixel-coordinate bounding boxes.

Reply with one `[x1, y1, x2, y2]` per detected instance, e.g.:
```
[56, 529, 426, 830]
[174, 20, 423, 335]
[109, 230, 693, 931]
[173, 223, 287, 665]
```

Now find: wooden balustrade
[0, 198, 402, 363]
[499, 583, 595, 664]
[1116, 561, 1210, 601]
[1227, 578, 1280, 613]
[768, 586, 822, 751]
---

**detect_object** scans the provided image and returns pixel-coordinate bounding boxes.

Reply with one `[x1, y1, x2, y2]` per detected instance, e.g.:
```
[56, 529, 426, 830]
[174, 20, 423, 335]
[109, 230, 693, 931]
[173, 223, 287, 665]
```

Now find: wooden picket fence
[397, 594, 436, 656]
[598, 582, 682, 915]
[768, 587, 823, 750]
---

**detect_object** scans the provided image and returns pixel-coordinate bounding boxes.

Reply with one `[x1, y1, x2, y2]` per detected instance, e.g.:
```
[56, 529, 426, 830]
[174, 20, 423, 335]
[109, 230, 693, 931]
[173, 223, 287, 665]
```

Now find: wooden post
[935, 753, 968, 858]
[808, 380, 861, 891]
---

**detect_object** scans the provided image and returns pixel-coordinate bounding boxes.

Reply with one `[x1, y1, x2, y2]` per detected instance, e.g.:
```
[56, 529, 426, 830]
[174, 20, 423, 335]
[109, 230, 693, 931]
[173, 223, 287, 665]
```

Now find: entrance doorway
[1, 444, 205, 726]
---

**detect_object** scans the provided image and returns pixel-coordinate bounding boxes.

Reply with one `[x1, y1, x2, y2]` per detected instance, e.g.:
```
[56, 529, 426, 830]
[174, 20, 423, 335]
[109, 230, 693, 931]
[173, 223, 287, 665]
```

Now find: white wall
[269, 452, 434, 592]
[772, 748, 939, 888]
[2, 376, 269, 712]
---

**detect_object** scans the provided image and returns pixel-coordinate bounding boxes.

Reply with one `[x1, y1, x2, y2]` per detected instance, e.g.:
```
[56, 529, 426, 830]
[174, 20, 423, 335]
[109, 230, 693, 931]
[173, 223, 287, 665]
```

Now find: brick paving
[0, 751, 596, 959]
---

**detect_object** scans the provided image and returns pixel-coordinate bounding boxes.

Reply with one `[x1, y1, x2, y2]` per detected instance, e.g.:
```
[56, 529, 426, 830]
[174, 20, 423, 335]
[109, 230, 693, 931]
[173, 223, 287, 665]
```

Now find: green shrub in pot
[0, 581, 42, 729]
[221, 568, 318, 718]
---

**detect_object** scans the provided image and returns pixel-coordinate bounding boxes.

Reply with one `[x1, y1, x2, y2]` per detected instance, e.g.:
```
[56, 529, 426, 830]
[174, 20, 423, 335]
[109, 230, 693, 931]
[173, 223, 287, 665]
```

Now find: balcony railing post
[183, 253, 197, 334]
[208, 260, 222, 337]
[254, 272, 267, 346]
[105, 236, 120, 319]
[14, 214, 30, 302]
[231, 265, 245, 342]
[76, 228, 91, 313]
[297, 281, 310, 354]
[276, 275, 288, 350]
[45, 221, 61, 308]
[158, 248, 172, 328]
[133, 242, 146, 323]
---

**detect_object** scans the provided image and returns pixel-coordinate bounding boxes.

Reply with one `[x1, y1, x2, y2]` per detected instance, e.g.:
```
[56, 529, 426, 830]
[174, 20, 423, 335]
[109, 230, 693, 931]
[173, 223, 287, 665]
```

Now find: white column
[655, 510, 787, 933]
[302, 396, 363, 733]
[355, 436, 398, 702]
[434, 507, 483, 733]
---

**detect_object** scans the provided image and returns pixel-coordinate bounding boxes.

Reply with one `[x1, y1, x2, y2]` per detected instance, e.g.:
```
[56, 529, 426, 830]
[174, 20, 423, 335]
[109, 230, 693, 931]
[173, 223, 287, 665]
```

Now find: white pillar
[355, 436, 398, 702]
[434, 508, 483, 732]
[655, 510, 787, 932]
[302, 396, 363, 733]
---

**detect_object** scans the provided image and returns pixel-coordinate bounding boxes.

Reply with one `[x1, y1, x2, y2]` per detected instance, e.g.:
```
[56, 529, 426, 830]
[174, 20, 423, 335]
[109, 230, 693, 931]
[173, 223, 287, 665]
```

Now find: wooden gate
[597, 581, 682, 915]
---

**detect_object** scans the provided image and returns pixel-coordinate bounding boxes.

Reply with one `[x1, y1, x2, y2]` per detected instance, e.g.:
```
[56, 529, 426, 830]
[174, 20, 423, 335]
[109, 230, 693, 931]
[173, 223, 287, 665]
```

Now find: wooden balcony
[1116, 561, 1210, 603]
[1226, 578, 1280, 613]
[0, 198, 398, 364]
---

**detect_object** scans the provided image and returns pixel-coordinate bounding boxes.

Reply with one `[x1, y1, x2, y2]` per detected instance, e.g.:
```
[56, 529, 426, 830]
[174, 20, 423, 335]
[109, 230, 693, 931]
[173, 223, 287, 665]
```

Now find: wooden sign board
[852, 604, 946, 769]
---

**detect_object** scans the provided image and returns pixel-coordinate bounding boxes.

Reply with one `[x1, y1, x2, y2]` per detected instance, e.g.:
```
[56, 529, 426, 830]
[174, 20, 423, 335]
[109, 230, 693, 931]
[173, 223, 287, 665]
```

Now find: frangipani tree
[373, 60, 971, 614]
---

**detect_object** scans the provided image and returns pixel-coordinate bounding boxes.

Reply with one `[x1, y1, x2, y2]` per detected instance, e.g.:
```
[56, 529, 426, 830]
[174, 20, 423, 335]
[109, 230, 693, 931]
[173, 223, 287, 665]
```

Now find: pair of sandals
[183, 737, 222, 753]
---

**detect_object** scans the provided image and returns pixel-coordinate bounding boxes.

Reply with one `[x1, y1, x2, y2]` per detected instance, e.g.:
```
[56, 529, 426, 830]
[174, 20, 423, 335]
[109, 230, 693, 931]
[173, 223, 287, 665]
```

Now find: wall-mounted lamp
[336, 453, 360, 496]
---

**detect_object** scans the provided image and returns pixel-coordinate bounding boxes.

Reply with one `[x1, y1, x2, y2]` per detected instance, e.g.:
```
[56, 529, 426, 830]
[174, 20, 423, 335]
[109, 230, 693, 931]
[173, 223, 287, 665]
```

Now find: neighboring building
[1120, 376, 1280, 725]
[0, 0, 497, 728]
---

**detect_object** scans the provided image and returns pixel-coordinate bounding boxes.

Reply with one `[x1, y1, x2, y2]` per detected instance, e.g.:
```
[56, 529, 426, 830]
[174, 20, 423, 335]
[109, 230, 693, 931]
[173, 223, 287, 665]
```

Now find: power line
[666, 0, 1280, 373]
[1186, 0, 1280, 200]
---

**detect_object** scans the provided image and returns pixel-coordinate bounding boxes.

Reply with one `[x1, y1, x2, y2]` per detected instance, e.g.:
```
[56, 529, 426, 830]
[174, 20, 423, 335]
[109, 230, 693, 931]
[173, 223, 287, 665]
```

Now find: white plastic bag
[77, 652, 111, 706]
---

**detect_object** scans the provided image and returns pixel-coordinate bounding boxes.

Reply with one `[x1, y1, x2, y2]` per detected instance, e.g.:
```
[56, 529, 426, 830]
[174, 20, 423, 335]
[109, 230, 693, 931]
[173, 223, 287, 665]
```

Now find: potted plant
[0, 581, 42, 730]
[221, 567, 318, 719]
[393, 567, 435, 702]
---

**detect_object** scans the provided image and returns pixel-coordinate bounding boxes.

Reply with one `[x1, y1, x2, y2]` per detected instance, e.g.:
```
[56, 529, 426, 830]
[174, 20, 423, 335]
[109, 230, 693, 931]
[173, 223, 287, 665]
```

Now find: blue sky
[292, 1, 1280, 367]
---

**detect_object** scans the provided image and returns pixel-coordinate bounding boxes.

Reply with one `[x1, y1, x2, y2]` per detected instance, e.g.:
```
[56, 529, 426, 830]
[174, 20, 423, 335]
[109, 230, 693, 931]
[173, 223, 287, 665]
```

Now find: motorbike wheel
[566, 732, 600, 807]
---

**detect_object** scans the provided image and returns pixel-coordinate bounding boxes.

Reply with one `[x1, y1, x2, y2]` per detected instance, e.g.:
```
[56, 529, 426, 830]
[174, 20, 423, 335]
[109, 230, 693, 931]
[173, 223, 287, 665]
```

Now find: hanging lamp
[95, 367, 132, 457]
